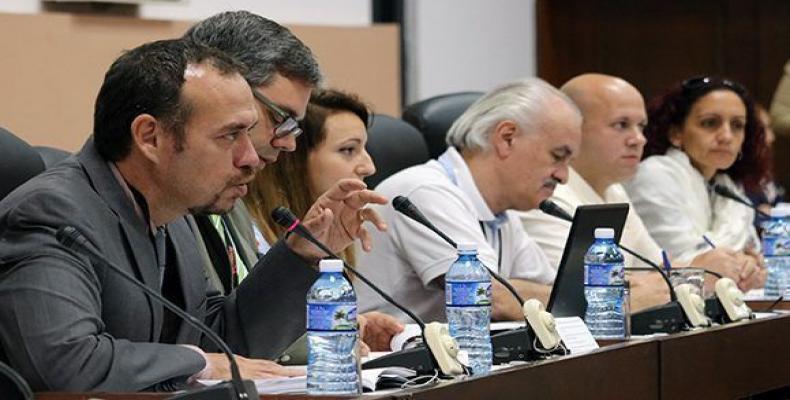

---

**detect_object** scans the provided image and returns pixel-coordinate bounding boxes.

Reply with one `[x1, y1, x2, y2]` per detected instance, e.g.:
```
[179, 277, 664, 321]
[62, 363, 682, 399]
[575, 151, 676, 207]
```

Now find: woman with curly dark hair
[624, 77, 768, 290]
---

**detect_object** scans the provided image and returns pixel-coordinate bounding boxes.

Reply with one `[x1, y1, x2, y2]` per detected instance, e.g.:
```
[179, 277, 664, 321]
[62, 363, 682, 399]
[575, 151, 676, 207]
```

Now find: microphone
[539, 200, 573, 222]
[393, 196, 458, 249]
[539, 201, 679, 301]
[270, 207, 466, 377]
[711, 183, 771, 218]
[0, 360, 33, 400]
[393, 196, 526, 305]
[537, 200, 709, 333]
[56, 226, 256, 400]
[392, 196, 566, 361]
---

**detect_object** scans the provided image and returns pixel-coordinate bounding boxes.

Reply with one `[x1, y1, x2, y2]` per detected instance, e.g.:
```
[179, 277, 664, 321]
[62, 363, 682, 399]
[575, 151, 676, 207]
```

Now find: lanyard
[438, 152, 503, 271]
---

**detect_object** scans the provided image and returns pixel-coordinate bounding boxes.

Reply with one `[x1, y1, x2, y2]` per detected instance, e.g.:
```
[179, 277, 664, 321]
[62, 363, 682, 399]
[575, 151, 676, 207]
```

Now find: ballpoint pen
[702, 235, 716, 249]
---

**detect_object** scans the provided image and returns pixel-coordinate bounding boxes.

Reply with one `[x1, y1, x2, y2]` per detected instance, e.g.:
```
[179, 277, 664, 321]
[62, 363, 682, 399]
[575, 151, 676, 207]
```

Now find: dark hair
[184, 10, 322, 87]
[244, 88, 369, 264]
[93, 39, 246, 161]
[643, 76, 770, 192]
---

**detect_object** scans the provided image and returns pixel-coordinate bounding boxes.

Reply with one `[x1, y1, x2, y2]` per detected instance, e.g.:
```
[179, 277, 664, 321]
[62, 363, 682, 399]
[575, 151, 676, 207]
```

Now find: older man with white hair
[355, 78, 582, 322]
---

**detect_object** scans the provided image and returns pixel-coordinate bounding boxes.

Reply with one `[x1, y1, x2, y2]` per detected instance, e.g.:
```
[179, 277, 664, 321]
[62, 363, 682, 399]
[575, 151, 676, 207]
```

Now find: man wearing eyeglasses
[184, 10, 317, 298]
[185, 10, 403, 371]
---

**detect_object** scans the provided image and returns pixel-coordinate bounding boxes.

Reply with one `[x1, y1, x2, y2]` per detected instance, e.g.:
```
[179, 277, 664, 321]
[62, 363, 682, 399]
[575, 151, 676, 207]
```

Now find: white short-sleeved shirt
[355, 147, 555, 322]
[623, 148, 759, 262]
[518, 167, 663, 270]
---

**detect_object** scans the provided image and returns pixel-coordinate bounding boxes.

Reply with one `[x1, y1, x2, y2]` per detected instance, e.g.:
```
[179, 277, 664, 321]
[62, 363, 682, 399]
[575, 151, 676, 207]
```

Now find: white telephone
[423, 322, 466, 376]
[522, 299, 562, 350]
[675, 283, 711, 328]
[714, 278, 753, 322]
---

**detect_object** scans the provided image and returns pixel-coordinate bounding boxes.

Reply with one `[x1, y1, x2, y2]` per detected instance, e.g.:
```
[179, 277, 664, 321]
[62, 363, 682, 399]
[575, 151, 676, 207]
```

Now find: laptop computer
[546, 203, 629, 318]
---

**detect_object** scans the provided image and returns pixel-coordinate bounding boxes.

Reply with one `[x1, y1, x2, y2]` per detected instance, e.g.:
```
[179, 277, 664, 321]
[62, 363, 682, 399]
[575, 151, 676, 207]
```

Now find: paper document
[199, 366, 380, 394]
[554, 316, 598, 355]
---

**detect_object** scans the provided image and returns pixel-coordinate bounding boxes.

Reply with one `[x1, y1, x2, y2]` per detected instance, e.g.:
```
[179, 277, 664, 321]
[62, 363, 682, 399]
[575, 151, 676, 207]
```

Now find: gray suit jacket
[0, 139, 318, 392]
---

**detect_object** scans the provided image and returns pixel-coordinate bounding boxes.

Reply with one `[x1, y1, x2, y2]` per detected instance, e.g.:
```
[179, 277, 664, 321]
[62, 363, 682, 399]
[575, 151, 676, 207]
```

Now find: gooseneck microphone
[392, 196, 458, 249]
[271, 206, 426, 331]
[538, 200, 678, 302]
[56, 226, 256, 400]
[270, 207, 465, 376]
[392, 196, 525, 305]
[392, 196, 566, 360]
[537, 200, 714, 333]
[711, 183, 771, 218]
[538, 200, 573, 222]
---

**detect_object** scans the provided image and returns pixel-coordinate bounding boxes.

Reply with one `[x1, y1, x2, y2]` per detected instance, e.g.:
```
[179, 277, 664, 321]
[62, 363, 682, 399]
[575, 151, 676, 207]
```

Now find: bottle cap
[594, 227, 615, 239]
[457, 242, 478, 252]
[318, 259, 344, 273]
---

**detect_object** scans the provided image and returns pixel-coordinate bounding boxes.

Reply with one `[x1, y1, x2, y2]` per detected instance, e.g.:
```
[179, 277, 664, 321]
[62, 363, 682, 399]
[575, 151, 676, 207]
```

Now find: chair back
[402, 92, 484, 159]
[0, 127, 45, 201]
[365, 114, 430, 188]
[35, 146, 71, 169]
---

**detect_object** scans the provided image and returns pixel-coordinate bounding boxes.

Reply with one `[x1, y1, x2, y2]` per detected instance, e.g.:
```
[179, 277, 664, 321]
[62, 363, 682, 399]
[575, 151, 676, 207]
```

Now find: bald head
[559, 74, 647, 195]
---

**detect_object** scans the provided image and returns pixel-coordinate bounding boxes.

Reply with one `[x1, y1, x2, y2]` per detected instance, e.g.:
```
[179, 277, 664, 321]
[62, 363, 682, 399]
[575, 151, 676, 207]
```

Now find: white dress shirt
[519, 167, 663, 270]
[623, 148, 759, 263]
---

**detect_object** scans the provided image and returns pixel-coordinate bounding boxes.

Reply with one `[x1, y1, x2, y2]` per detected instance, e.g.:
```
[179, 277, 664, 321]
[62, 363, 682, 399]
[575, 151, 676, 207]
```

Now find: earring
[737, 151, 743, 161]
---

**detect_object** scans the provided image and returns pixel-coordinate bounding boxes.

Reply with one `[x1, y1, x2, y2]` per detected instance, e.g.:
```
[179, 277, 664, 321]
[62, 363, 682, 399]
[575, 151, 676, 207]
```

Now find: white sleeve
[392, 185, 499, 286]
[504, 213, 556, 284]
[517, 207, 570, 271]
[625, 162, 707, 262]
[708, 177, 760, 251]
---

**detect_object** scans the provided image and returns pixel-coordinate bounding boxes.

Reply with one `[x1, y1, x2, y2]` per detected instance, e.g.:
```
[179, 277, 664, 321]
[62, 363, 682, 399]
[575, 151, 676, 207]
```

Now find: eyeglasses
[251, 89, 303, 138]
[681, 76, 746, 95]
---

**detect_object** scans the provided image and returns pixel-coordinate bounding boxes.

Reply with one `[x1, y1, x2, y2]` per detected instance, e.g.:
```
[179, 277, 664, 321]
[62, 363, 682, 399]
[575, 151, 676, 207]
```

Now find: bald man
[519, 73, 752, 310]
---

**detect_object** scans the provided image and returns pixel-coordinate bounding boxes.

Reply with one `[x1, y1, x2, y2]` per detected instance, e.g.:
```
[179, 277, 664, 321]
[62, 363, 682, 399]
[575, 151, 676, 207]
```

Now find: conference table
[36, 312, 790, 400]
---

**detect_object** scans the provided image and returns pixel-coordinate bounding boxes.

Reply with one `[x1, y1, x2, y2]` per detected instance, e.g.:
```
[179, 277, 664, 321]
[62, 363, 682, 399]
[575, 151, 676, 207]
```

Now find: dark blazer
[0, 138, 318, 392]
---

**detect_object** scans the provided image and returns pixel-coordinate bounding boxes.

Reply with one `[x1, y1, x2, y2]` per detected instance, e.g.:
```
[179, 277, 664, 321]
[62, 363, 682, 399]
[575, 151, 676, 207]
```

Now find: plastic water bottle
[762, 208, 789, 297]
[445, 243, 492, 375]
[306, 259, 360, 395]
[584, 228, 626, 339]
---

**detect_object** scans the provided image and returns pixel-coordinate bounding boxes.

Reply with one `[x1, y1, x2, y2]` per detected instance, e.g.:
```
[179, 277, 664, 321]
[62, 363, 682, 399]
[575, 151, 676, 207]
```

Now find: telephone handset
[523, 299, 562, 350]
[675, 284, 711, 328]
[714, 278, 753, 322]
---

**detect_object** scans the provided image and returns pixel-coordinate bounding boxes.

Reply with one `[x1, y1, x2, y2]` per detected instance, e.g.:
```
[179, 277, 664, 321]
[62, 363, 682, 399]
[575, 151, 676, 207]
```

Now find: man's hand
[203, 353, 304, 380]
[359, 311, 405, 351]
[627, 271, 670, 312]
[287, 179, 387, 262]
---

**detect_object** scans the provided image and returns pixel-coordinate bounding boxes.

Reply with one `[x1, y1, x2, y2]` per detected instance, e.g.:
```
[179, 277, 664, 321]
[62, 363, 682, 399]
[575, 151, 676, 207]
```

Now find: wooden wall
[537, 0, 790, 188]
[0, 12, 400, 152]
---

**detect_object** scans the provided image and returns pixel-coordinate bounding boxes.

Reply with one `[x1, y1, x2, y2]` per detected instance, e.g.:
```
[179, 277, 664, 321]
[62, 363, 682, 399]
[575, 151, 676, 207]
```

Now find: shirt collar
[108, 162, 158, 233]
[438, 147, 504, 224]
[565, 166, 629, 203]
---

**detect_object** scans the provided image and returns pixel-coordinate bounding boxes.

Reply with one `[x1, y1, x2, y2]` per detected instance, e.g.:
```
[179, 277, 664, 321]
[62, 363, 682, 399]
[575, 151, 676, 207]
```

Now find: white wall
[404, 0, 536, 104]
[0, 0, 371, 26]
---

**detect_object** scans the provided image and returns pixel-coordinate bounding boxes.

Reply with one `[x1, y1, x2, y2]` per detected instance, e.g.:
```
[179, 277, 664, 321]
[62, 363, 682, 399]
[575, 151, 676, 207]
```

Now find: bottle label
[307, 302, 357, 331]
[763, 236, 790, 257]
[584, 263, 625, 286]
[445, 281, 492, 306]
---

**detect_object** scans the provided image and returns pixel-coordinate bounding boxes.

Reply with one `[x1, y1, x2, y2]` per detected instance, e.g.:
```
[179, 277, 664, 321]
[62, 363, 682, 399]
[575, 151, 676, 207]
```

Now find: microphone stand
[538, 201, 695, 334]
[270, 207, 466, 377]
[393, 196, 567, 362]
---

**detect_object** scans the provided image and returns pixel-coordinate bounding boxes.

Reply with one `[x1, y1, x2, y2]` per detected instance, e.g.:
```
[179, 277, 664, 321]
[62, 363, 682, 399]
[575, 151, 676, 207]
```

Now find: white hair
[446, 77, 580, 152]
